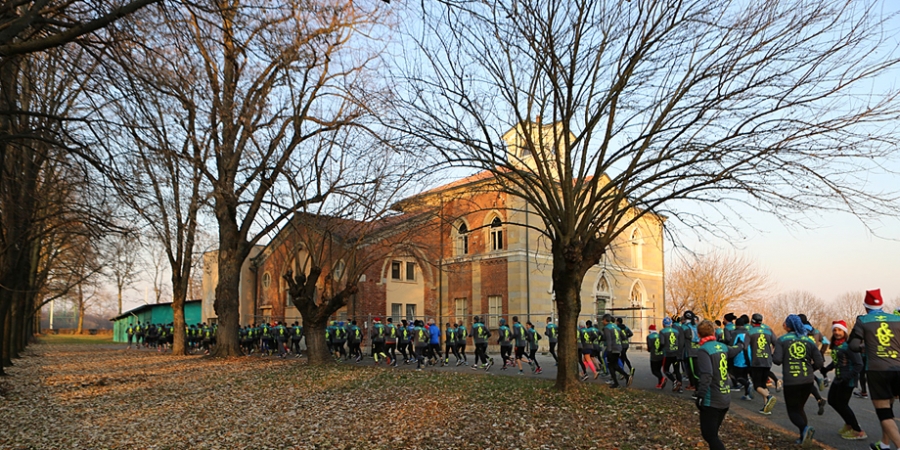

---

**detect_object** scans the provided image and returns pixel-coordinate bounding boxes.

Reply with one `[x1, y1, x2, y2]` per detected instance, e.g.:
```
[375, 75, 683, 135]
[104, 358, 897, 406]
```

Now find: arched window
[630, 281, 644, 308]
[332, 260, 345, 281]
[262, 272, 272, 288]
[455, 223, 469, 256]
[595, 273, 611, 316]
[631, 228, 644, 270]
[489, 217, 504, 251]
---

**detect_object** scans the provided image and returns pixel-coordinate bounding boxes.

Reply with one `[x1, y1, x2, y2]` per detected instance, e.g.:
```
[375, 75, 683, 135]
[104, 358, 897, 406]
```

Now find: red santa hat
[832, 320, 848, 334]
[865, 289, 884, 309]
[648, 324, 657, 331]
[374, 317, 381, 322]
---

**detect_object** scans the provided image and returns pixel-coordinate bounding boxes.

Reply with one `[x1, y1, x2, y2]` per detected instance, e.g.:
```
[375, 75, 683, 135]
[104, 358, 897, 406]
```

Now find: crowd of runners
[121, 288, 900, 450]
[681, 288, 900, 450]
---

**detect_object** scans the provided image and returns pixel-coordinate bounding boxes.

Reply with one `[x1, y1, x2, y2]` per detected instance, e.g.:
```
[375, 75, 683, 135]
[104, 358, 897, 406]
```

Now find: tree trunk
[210, 242, 243, 357]
[552, 265, 583, 391]
[10, 290, 24, 358]
[170, 273, 187, 356]
[304, 321, 331, 365]
[1, 302, 11, 371]
[76, 284, 85, 335]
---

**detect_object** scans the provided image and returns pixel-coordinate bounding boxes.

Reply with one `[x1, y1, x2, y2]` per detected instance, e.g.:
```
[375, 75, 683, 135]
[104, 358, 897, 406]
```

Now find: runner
[371, 317, 389, 365]
[544, 317, 559, 365]
[126, 323, 135, 349]
[497, 319, 513, 370]
[682, 311, 700, 391]
[443, 322, 460, 366]
[511, 316, 531, 375]
[385, 318, 398, 366]
[647, 324, 665, 388]
[471, 316, 493, 371]
[578, 321, 598, 381]
[848, 289, 900, 450]
[427, 319, 441, 365]
[660, 317, 684, 392]
[732, 316, 754, 401]
[602, 314, 632, 388]
[456, 320, 468, 366]
[274, 321, 288, 358]
[616, 317, 635, 376]
[398, 319, 411, 364]
[748, 313, 778, 416]
[694, 319, 746, 450]
[291, 321, 303, 357]
[525, 321, 542, 374]
[824, 319, 866, 440]
[773, 314, 824, 447]
[411, 320, 430, 371]
[348, 320, 363, 362]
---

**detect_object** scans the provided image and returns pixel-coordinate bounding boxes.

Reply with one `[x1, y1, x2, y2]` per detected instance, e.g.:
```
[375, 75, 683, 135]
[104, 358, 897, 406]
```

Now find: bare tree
[761, 290, 831, 334]
[0, 0, 163, 57]
[395, 0, 900, 390]
[666, 251, 771, 321]
[154, 0, 393, 357]
[100, 230, 141, 315]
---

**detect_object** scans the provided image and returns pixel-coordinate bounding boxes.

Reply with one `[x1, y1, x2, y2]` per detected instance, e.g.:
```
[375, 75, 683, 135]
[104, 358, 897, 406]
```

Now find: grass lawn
[0, 344, 817, 449]
[38, 333, 114, 345]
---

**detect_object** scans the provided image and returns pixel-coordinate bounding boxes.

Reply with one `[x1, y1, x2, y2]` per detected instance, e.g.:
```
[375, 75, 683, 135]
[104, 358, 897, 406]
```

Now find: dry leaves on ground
[0, 344, 816, 449]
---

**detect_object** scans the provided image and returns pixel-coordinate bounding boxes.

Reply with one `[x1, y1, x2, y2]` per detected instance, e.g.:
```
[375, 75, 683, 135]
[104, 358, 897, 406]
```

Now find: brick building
[201, 123, 667, 344]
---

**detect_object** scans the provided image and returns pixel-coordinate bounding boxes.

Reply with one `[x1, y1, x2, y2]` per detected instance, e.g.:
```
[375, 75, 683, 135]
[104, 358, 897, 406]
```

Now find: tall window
[631, 228, 644, 269]
[630, 282, 644, 308]
[596, 274, 610, 316]
[405, 304, 417, 321]
[332, 260, 345, 280]
[456, 223, 469, 256]
[391, 303, 402, 323]
[489, 217, 504, 251]
[391, 260, 402, 279]
[406, 261, 416, 281]
[262, 272, 272, 288]
[454, 297, 467, 323]
[488, 295, 502, 327]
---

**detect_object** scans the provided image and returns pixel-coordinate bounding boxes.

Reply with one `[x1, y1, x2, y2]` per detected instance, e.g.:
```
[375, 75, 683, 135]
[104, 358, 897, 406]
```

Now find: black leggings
[784, 383, 813, 434]
[475, 343, 488, 364]
[398, 342, 409, 361]
[386, 343, 397, 361]
[549, 342, 558, 362]
[528, 348, 540, 368]
[500, 346, 512, 365]
[664, 357, 682, 382]
[650, 360, 664, 383]
[620, 348, 632, 370]
[458, 343, 467, 361]
[828, 380, 862, 432]
[699, 406, 728, 450]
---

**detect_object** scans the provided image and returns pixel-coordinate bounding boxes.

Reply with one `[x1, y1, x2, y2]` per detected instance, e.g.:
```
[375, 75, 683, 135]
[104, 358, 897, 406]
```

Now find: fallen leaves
[0, 344, 815, 449]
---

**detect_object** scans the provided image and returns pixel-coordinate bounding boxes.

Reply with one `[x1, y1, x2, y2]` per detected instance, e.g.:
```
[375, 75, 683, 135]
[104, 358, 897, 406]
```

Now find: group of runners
[682, 288, 900, 450]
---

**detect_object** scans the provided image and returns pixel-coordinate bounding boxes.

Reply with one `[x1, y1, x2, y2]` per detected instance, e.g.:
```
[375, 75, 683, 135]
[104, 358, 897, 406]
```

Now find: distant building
[200, 122, 667, 345]
[109, 300, 202, 343]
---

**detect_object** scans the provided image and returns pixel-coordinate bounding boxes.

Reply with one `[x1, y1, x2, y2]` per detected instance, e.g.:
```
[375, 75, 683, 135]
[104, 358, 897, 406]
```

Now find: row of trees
[666, 251, 899, 332]
[3, 0, 900, 393]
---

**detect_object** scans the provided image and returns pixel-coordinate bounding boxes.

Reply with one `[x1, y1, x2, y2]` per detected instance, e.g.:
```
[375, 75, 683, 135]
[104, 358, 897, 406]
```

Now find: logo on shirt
[788, 341, 807, 360]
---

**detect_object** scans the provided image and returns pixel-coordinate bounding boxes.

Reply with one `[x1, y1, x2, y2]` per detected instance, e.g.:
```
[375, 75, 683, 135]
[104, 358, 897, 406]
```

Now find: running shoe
[854, 391, 868, 398]
[869, 440, 889, 449]
[763, 395, 777, 414]
[741, 395, 753, 401]
[660, 379, 667, 389]
[841, 429, 867, 440]
[801, 426, 815, 447]
[817, 378, 826, 392]
[823, 378, 830, 388]
[776, 379, 783, 392]
[593, 371, 600, 380]
[535, 367, 543, 374]
[817, 398, 827, 415]
[581, 374, 589, 382]
[758, 407, 772, 416]
[626, 374, 634, 388]
[837, 424, 851, 435]
[486, 358, 494, 371]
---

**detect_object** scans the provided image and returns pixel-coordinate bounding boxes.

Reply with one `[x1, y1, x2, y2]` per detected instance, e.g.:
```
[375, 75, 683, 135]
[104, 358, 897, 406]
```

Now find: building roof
[110, 300, 201, 322]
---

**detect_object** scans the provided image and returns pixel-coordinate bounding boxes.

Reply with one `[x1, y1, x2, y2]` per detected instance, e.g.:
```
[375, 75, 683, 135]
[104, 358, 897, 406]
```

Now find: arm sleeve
[811, 341, 825, 370]
[848, 350, 864, 379]
[727, 339, 745, 358]
[696, 350, 713, 401]
[772, 338, 783, 365]
[848, 319, 865, 353]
